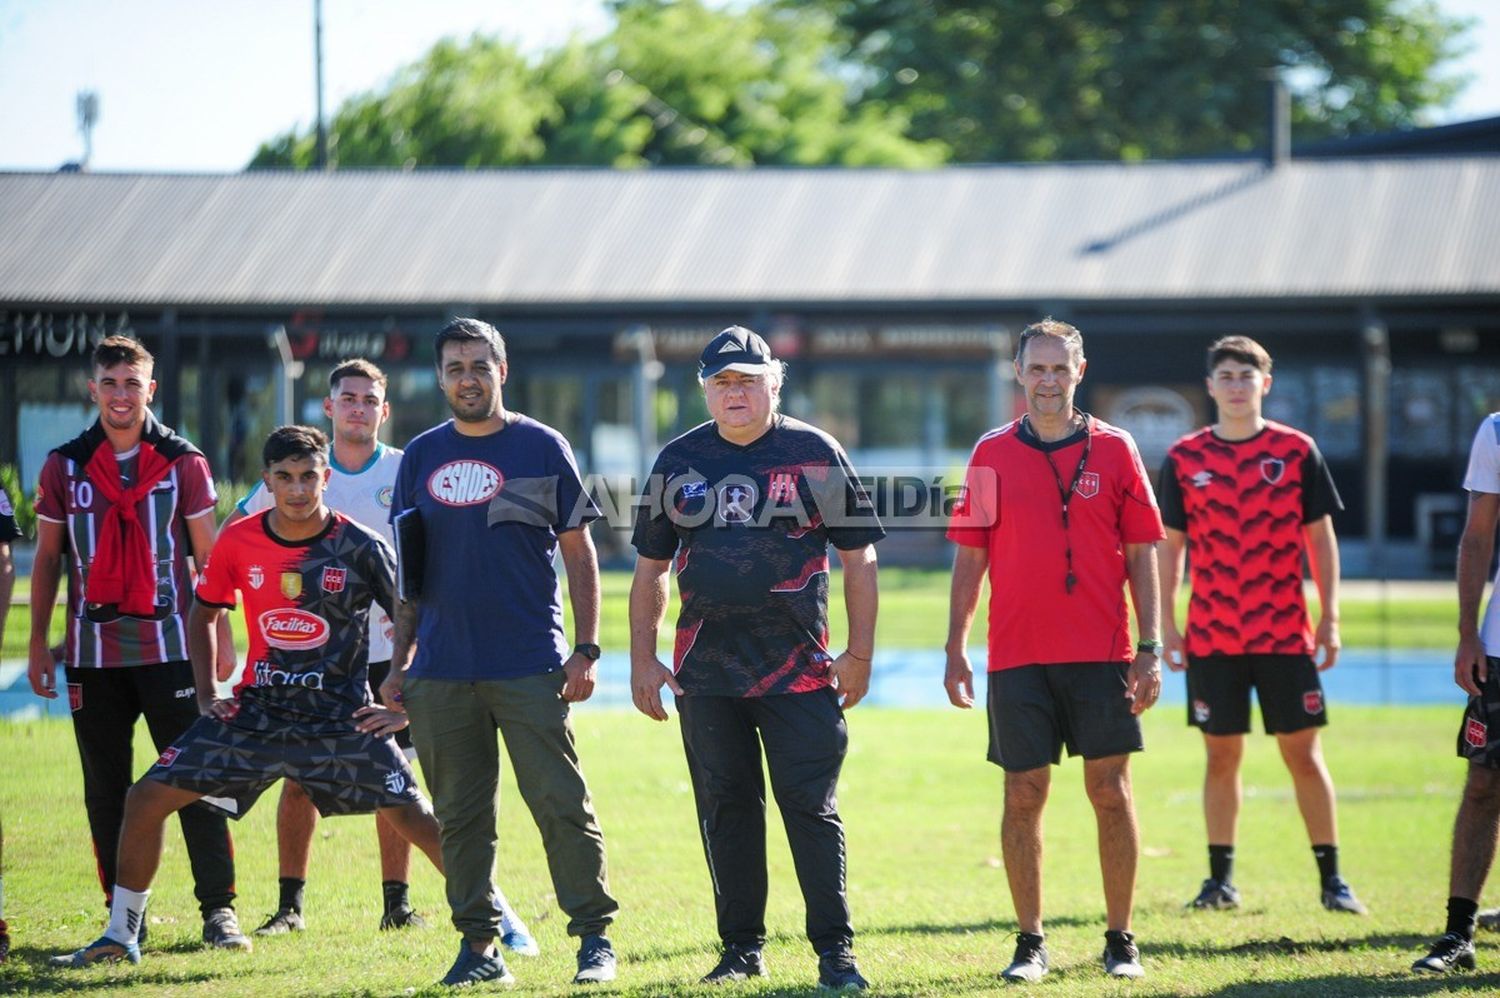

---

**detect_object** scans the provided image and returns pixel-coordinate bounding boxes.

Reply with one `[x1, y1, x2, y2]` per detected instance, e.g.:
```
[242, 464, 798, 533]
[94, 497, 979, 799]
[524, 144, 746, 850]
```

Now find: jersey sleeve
[1299, 439, 1344, 522]
[34, 453, 67, 523]
[195, 526, 240, 608]
[1156, 453, 1187, 531]
[236, 479, 273, 516]
[177, 454, 219, 519]
[390, 446, 417, 523]
[1465, 416, 1500, 495]
[363, 534, 397, 621]
[631, 451, 681, 561]
[822, 442, 885, 551]
[946, 440, 999, 549]
[1117, 435, 1166, 543]
[552, 434, 600, 532]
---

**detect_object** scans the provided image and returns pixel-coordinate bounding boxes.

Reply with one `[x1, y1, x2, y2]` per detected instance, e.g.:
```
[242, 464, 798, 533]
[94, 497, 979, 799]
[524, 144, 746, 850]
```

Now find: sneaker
[501, 924, 541, 958]
[440, 941, 514, 987]
[0, 918, 9, 963]
[254, 907, 305, 936]
[48, 933, 141, 968]
[817, 947, 868, 991]
[1000, 932, 1048, 982]
[380, 905, 427, 930]
[1412, 932, 1476, 974]
[701, 943, 766, 983]
[1320, 877, 1368, 915]
[1102, 930, 1145, 978]
[573, 933, 616, 984]
[1477, 908, 1500, 931]
[202, 907, 253, 951]
[1187, 877, 1240, 910]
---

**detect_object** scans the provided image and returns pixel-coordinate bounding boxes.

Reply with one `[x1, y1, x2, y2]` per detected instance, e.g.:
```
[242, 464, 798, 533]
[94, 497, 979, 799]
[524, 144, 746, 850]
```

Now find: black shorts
[1458, 657, 1500, 768]
[986, 662, 1144, 772]
[367, 659, 413, 756]
[1186, 654, 1327, 736]
[145, 714, 424, 820]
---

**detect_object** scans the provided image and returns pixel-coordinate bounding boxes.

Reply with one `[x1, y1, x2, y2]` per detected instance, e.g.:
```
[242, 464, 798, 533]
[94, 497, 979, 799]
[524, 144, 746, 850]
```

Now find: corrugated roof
[0, 160, 1495, 307]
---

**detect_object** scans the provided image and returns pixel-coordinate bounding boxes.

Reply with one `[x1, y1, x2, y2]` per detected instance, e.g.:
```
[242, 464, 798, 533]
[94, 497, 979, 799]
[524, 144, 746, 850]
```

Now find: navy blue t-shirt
[392, 415, 599, 681]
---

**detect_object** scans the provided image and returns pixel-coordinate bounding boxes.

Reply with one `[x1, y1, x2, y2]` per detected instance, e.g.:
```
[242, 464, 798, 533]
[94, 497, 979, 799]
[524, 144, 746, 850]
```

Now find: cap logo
[718, 340, 741, 353]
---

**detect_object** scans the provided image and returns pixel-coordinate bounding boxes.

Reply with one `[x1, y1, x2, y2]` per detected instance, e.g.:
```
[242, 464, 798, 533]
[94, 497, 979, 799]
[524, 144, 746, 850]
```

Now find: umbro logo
[1191, 471, 1213, 488]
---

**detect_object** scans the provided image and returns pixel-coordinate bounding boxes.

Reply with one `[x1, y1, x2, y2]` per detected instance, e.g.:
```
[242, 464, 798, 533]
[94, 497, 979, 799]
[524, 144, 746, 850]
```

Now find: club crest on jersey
[384, 770, 408, 794]
[157, 746, 180, 767]
[1261, 458, 1286, 484]
[768, 472, 798, 503]
[377, 485, 394, 508]
[428, 460, 503, 507]
[281, 572, 303, 599]
[248, 564, 265, 590]
[1191, 470, 1213, 489]
[1467, 717, 1488, 748]
[1192, 699, 1211, 724]
[321, 567, 347, 593]
[1303, 690, 1323, 714]
[718, 483, 757, 524]
[1074, 471, 1100, 500]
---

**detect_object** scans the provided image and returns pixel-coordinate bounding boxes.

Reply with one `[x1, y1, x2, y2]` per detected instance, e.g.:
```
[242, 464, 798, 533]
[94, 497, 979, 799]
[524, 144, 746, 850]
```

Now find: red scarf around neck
[83, 439, 178, 616]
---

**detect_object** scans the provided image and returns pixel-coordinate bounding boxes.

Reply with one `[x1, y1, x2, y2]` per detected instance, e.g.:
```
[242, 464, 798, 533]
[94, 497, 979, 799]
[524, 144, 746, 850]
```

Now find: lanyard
[1029, 413, 1091, 594]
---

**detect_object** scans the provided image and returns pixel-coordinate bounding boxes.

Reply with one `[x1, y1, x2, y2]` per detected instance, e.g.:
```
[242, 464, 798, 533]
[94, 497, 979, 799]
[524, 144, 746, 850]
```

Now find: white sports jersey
[1463, 414, 1500, 656]
[239, 442, 402, 660]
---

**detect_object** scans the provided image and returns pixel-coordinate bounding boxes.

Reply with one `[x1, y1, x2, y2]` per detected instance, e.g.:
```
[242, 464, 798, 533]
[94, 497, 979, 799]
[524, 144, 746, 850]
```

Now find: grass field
[0, 569, 1462, 661]
[2, 705, 1498, 996]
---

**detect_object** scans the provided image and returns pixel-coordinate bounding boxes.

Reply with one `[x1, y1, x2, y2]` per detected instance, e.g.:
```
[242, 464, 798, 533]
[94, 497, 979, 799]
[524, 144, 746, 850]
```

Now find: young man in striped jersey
[27, 335, 246, 951]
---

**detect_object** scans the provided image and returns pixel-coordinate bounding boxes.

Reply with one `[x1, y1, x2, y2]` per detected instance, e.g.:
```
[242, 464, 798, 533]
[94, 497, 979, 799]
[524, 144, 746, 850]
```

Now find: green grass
[1, 570, 1458, 661]
[1, 706, 1497, 996]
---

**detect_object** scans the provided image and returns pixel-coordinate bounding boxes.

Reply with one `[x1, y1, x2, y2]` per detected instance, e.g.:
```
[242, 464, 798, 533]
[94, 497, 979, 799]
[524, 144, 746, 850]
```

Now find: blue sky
[1, 0, 1494, 172]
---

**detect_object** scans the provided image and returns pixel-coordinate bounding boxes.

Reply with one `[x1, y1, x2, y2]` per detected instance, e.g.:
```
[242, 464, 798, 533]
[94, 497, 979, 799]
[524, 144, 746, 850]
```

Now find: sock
[382, 880, 410, 915]
[278, 877, 306, 914]
[1312, 844, 1339, 885]
[1447, 896, 1479, 940]
[107, 886, 150, 945]
[1208, 844, 1235, 884]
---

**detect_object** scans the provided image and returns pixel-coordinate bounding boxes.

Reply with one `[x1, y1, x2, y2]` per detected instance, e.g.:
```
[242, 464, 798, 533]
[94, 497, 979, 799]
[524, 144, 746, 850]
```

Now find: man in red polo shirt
[946, 319, 1164, 983]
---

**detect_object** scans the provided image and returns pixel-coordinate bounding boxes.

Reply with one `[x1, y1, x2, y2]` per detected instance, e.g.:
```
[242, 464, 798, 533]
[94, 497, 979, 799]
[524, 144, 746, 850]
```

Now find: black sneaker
[1000, 932, 1048, 982]
[1320, 877, 1368, 915]
[1187, 877, 1240, 910]
[202, 907, 252, 951]
[254, 907, 305, 936]
[573, 933, 617, 985]
[380, 905, 428, 930]
[440, 941, 514, 987]
[701, 943, 767, 983]
[1412, 932, 1476, 974]
[1102, 930, 1144, 978]
[817, 947, 868, 991]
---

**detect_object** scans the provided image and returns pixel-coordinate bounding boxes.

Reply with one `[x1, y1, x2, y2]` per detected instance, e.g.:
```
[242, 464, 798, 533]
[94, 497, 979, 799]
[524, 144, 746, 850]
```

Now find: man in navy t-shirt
[630, 326, 883, 991]
[382, 318, 617, 989]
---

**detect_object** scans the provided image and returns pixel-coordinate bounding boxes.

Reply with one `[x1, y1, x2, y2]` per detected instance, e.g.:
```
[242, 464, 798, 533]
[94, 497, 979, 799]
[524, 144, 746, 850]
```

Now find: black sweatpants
[66, 660, 236, 914]
[677, 687, 851, 955]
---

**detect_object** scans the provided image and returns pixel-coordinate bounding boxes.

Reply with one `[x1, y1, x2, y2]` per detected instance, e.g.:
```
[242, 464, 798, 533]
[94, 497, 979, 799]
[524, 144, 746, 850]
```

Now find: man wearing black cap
[629, 326, 884, 990]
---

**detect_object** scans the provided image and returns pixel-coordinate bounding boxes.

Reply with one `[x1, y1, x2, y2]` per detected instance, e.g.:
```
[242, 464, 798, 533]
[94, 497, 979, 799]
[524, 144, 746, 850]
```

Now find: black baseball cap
[699, 326, 774, 378]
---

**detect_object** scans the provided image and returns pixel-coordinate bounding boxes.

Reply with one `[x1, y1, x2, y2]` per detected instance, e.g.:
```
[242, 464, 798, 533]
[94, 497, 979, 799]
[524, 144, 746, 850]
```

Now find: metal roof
[0, 159, 1495, 308]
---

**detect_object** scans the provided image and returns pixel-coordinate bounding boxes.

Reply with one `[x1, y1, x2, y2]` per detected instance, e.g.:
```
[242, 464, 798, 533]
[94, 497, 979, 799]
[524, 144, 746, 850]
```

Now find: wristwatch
[574, 643, 602, 661]
[1136, 639, 1164, 656]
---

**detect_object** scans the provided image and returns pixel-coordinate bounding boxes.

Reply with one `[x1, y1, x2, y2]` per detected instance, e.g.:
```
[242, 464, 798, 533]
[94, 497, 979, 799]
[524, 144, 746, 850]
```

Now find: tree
[804, 0, 1475, 161]
[250, 0, 944, 169]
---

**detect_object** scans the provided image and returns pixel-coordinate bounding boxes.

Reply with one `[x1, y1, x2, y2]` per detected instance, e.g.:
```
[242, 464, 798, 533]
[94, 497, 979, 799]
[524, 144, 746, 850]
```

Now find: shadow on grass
[0, 946, 218, 994]
[1205, 970, 1500, 996]
[1148, 930, 1442, 960]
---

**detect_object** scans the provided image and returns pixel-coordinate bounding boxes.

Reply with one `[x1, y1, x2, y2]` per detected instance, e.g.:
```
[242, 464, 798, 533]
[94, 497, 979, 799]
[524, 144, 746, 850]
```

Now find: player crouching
[52, 426, 455, 972]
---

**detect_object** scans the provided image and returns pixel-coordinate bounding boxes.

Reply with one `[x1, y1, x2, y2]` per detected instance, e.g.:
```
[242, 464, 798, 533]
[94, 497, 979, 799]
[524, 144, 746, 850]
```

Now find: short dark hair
[1016, 318, 1084, 366]
[263, 425, 329, 468]
[434, 318, 506, 367]
[328, 357, 388, 393]
[1206, 335, 1272, 375]
[92, 335, 154, 372]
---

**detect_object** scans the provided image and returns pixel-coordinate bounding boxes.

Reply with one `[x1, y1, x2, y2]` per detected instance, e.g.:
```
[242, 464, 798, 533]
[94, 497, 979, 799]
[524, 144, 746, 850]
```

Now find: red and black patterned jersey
[35, 416, 217, 669]
[1157, 421, 1342, 659]
[197, 510, 396, 733]
[631, 416, 884, 698]
[0, 484, 19, 543]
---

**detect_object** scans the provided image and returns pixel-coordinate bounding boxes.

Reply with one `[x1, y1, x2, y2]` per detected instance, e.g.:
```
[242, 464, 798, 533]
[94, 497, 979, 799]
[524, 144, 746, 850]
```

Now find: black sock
[278, 877, 305, 913]
[382, 880, 410, 915]
[1208, 844, 1235, 884]
[1312, 844, 1339, 885]
[1447, 896, 1479, 940]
